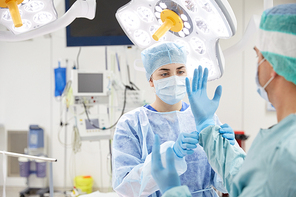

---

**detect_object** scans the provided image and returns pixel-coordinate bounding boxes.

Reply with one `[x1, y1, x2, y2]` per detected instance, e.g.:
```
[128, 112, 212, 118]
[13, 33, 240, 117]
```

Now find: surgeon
[151, 4, 296, 197]
[112, 42, 235, 197]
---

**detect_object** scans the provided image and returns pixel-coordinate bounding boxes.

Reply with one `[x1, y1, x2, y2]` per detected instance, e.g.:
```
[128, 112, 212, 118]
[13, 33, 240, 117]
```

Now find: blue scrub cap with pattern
[141, 42, 187, 81]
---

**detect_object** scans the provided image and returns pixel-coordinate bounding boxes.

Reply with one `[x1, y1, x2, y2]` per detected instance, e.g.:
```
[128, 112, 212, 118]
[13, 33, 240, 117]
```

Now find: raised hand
[186, 66, 222, 126]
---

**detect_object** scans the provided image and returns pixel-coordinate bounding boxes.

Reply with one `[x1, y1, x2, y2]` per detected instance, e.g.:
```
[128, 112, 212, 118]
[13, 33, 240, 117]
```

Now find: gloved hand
[173, 132, 199, 158]
[219, 123, 236, 145]
[186, 66, 222, 127]
[152, 134, 181, 194]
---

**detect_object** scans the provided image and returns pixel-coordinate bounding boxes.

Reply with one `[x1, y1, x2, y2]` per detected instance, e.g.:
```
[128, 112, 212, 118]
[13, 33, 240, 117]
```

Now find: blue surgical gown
[112, 104, 227, 197]
[165, 113, 296, 197]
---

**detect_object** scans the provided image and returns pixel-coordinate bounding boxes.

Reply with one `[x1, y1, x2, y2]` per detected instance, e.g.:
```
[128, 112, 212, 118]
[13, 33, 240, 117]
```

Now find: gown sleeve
[163, 186, 192, 197]
[198, 125, 246, 193]
[112, 116, 187, 197]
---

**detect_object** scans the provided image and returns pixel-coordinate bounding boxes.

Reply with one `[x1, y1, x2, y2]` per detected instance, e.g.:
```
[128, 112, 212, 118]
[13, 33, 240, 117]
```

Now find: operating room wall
[0, 0, 294, 190]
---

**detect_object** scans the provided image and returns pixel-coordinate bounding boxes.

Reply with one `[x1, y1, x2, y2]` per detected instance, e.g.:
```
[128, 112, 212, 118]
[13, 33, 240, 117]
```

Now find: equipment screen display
[85, 119, 99, 130]
[66, 0, 133, 46]
[78, 73, 103, 93]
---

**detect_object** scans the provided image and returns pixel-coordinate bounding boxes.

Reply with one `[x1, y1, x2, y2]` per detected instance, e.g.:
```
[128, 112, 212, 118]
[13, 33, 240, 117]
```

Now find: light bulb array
[0, 0, 57, 34]
[116, 0, 237, 80]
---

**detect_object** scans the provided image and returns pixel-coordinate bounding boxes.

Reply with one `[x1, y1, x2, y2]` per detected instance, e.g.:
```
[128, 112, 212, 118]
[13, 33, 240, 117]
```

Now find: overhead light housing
[0, 0, 57, 34]
[116, 0, 237, 80]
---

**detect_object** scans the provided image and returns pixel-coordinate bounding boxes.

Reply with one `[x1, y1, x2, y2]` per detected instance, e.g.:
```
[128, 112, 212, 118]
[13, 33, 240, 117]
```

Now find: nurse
[112, 42, 234, 197]
[151, 4, 296, 197]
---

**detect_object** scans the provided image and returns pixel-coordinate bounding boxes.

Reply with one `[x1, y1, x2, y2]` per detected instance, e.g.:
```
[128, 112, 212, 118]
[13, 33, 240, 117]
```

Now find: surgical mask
[153, 76, 186, 105]
[255, 58, 274, 102]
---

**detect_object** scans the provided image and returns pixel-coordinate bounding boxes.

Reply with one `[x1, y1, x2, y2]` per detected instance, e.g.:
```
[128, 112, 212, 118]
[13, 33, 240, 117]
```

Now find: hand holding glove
[186, 66, 222, 128]
[219, 123, 236, 145]
[152, 134, 181, 194]
[173, 131, 199, 158]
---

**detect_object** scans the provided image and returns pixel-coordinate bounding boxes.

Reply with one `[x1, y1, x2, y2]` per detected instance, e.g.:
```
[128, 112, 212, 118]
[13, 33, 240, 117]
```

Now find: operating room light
[24, 1, 44, 12]
[33, 11, 52, 24]
[12, 18, 31, 32]
[134, 29, 151, 47]
[0, 0, 57, 34]
[116, 0, 237, 81]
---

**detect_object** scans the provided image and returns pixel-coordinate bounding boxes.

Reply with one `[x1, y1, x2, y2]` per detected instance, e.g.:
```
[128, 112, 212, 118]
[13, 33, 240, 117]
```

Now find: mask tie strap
[263, 76, 275, 89]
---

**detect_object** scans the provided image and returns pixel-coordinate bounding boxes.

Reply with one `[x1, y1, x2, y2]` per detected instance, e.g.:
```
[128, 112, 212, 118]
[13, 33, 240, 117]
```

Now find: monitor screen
[65, 0, 133, 46]
[78, 73, 103, 93]
[85, 119, 99, 130]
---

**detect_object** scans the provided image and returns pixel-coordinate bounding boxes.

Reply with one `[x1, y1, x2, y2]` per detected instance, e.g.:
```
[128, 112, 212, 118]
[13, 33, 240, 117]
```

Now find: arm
[112, 119, 187, 197]
[198, 125, 246, 193]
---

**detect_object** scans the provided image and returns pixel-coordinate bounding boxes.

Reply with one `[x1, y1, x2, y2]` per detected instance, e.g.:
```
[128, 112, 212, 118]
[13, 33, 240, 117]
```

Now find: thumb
[212, 85, 222, 103]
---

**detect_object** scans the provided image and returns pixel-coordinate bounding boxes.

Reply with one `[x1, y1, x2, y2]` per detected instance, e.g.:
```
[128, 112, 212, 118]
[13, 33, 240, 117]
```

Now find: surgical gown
[165, 113, 296, 197]
[112, 104, 227, 197]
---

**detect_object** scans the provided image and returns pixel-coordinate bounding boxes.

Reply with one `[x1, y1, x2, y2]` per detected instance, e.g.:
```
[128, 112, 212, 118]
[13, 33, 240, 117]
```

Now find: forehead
[155, 63, 186, 71]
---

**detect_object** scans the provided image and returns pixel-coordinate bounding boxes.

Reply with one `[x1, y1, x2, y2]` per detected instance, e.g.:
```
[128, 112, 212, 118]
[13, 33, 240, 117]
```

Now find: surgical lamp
[0, 0, 95, 41]
[116, 0, 237, 80]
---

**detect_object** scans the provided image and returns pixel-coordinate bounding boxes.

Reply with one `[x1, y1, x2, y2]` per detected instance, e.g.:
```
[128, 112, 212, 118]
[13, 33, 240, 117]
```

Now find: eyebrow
[158, 68, 170, 71]
[177, 66, 185, 69]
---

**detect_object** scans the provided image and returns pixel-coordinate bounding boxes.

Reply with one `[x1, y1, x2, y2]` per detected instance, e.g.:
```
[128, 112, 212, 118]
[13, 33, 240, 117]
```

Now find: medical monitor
[65, 0, 133, 46]
[72, 70, 108, 97]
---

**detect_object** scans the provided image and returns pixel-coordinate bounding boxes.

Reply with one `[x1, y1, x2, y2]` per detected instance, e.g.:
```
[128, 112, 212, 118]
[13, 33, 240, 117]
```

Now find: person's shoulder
[117, 106, 147, 125]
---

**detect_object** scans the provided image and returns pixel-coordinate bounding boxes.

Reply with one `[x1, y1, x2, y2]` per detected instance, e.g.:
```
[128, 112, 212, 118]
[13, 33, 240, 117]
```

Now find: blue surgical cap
[258, 4, 296, 85]
[141, 42, 187, 81]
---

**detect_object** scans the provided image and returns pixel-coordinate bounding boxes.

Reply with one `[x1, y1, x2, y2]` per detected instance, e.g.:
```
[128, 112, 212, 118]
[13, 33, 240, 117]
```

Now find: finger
[219, 127, 232, 134]
[221, 123, 230, 129]
[229, 139, 236, 145]
[182, 132, 199, 138]
[212, 85, 222, 103]
[202, 67, 208, 90]
[152, 134, 164, 170]
[197, 65, 203, 89]
[181, 143, 197, 149]
[166, 147, 176, 171]
[186, 77, 192, 97]
[192, 68, 198, 92]
[219, 129, 231, 134]
[184, 149, 194, 155]
[182, 137, 198, 144]
[222, 133, 234, 139]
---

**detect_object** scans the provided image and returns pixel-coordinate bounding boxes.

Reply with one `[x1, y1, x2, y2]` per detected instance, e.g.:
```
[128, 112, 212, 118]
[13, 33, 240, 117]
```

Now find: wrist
[196, 119, 215, 132]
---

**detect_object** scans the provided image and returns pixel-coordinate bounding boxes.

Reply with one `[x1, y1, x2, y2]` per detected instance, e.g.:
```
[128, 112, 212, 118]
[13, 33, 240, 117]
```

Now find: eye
[161, 73, 169, 77]
[178, 70, 185, 75]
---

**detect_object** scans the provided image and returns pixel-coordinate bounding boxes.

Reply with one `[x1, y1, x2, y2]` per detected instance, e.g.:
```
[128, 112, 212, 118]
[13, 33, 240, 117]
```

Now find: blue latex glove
[219, 123, 236, 145]
[186, 66, 222, 129]
[152, 134, 181, 194]
[173, 132, 199, 158]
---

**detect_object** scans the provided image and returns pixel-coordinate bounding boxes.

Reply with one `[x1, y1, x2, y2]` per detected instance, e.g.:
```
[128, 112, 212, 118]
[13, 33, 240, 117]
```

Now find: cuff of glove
[163, 185, 191, 197]
[196, 119, 215, 132]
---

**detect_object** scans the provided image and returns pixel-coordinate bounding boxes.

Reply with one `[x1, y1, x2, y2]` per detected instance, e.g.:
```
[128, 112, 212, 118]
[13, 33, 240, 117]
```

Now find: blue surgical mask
[255, 58, 274, 102]
[153, 76, 187, 105]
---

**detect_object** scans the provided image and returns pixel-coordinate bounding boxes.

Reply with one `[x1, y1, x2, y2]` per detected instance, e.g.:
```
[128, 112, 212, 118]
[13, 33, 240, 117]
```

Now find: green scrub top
[163, 113, 296, 197]
[199, 113, 296, 197]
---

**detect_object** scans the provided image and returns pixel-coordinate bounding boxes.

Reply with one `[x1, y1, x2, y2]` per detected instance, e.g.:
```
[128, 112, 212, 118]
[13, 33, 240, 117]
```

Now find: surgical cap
[258, 4, 296, 85]
[141, 42, 187, 81]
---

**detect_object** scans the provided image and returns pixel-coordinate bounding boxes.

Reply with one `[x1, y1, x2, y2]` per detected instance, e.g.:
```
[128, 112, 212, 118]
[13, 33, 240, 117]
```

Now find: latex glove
[152, 134, 181, 194]
[219, 123, 236, 145]
[186, 66, 222, 127]
[173, 132, 199, 158]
